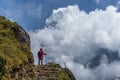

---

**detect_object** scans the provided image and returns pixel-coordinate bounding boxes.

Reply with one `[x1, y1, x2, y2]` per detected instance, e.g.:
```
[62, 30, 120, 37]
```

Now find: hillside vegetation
[0, 16, 34, 80]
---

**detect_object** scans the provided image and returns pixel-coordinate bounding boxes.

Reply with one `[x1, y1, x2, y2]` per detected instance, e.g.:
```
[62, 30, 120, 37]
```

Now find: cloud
[24, 1, 42, 19]
[36, 5, 42, 19]
[95, 0, 101, 4]
[30, 5, 120, 80]
[116, 0, 120, 8]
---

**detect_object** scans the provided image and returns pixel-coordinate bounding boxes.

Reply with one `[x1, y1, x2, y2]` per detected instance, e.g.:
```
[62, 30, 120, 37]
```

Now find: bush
[0, 56, 7, 77]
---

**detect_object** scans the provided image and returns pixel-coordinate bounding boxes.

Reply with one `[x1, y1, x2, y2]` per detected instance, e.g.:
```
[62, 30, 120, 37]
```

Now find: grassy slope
[0, 16, 33, 80]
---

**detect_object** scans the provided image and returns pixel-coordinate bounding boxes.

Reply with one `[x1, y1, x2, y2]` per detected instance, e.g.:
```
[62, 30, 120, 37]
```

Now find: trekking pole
[45, 54, 48, 64]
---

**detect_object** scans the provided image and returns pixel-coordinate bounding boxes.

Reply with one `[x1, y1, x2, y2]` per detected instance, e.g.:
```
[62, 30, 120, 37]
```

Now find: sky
[1, 0, 120, 80]
[0, 0, 120, 30]
[30, 5, 120, 80]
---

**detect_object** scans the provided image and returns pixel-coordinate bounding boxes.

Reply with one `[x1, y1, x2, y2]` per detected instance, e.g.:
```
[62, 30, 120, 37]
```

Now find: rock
[11, 26, 30, 46]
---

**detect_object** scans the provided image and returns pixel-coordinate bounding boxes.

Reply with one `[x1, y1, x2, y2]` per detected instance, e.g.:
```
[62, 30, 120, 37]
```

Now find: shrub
[0, 56, 7, 77]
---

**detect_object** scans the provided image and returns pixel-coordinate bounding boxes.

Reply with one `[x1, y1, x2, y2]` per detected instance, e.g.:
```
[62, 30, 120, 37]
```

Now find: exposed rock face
[88, 48, 120, 68]
[11, 26, 30, 46]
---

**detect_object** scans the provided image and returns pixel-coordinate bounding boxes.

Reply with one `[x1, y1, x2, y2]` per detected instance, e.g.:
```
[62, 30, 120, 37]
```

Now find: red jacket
[38, 48, 46, 59]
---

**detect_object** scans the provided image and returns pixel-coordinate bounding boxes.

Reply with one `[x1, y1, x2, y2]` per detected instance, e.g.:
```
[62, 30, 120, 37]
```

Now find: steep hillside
[0, 16, 75, 80]
[0, 16, 34, 80]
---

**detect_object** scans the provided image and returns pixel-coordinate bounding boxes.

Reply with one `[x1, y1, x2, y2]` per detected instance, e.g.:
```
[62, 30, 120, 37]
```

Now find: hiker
[38, 48, 47, 66]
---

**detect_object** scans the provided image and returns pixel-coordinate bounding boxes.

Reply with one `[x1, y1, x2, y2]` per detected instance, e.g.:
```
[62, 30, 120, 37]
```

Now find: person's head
[40, 48, 42, 51]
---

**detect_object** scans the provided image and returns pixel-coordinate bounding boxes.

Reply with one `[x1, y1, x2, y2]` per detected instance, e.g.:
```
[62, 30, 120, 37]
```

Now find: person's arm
[43, 51, 47, 55]
[42, 49, 47, 55]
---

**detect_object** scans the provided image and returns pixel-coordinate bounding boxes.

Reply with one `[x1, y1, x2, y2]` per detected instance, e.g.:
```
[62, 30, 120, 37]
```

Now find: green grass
[0, 16, 33, 80]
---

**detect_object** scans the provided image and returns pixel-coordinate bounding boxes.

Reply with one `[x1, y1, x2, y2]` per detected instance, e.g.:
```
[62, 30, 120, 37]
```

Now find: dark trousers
[38, 59, 43, 66]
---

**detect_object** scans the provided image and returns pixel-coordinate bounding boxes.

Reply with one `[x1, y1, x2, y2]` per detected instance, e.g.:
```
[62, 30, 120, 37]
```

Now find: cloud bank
[30, 5, 120, 80]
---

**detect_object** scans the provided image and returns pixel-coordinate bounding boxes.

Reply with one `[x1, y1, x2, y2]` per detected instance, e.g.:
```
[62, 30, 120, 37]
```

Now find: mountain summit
[0, 16, 75, 80]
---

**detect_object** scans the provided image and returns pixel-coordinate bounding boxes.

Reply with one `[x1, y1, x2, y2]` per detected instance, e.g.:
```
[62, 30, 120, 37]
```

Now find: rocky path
[10, 62, 75, 80]
[36, 62, 61, 80]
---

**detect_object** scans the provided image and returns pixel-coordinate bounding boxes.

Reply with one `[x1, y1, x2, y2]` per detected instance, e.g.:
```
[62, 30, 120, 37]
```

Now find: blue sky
[0, 0, 119, 30]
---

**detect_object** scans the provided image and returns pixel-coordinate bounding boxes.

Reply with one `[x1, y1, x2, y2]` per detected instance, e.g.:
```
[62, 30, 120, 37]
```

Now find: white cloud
[25, 1, 42, 19]
[36, 5, 42, 18]
[30, 5, 120, 80]
[95, 0, 101, 4]
[116, 0, 120, 9]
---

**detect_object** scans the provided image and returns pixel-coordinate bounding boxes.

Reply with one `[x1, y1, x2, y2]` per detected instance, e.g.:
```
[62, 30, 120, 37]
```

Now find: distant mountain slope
[87, 48, 120, 68]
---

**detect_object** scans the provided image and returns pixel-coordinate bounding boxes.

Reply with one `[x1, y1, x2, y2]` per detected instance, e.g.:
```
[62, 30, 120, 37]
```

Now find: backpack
[38, 51, 41, 56]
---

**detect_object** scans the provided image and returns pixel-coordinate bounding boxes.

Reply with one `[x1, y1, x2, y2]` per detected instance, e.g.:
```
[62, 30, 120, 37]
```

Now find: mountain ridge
[0, 15, 75, 80]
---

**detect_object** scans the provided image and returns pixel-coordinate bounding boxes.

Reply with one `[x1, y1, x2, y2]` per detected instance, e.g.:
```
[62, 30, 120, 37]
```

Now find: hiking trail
[36, 62, 75, 80]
